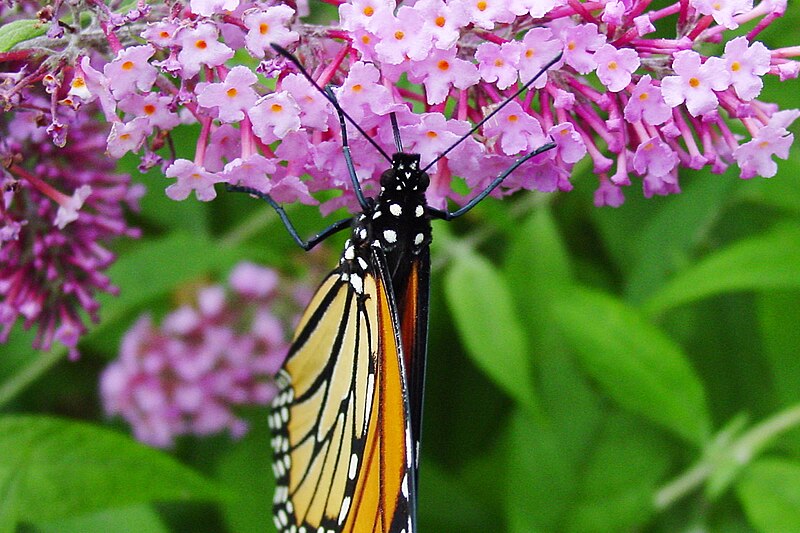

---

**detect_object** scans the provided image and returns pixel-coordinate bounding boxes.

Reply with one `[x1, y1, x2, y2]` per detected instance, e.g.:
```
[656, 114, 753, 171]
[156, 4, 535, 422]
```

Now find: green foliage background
[2, 13, 800, 533]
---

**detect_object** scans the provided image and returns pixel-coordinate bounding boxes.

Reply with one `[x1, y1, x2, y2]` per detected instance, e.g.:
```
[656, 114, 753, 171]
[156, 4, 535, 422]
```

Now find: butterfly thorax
[338, 153, 432, 295]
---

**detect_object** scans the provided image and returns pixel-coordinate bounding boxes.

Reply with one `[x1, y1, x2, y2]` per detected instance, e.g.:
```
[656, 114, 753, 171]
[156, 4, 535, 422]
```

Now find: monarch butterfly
[232, 45, 560, 533]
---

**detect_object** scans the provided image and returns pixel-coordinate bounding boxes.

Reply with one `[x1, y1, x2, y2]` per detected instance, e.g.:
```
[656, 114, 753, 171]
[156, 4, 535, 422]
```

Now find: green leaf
[757, 291, 800, 406]
[644, 225, 800, 315]
[0, 19, 46, 53]
[737, 459, 800, 532]
[552, 287, 711, 444]
[88, 232, 246, 342]
[215, 415, 275, 533]
[566, 413, 670, 532]
[33, 505, 168, 533]
[0, 415, 219, 527]
[623, 173, 738, 303]
[444, 249, 536, 410]
[503, 409, 576, 533]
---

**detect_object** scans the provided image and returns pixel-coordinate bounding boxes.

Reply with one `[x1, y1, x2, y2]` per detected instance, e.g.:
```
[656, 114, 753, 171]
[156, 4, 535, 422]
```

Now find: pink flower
[415, 0, 470, 50]
[690, 0, 753, 29]
[722, 36, 771, 101]
[734, 109, 799, 179]
[561, 23, 606, 74]
[624, 75, 672, 125]
[408, 47, 480, 105]
[518, 28, 563, 87]
[594, 44, 640, 92]
[483, 101, 547, 155]
[176, 24, 234, 79]
[249, 91, 302, 144]
[103, 45, 157, 99]
[464, 0, 515, 30]
[373, 6, 433, 64]
[106, 118, 149, 159]
[339, 0, 396, 32]
[197, 66, 259, 123]
[118, 93, 181, 132]
[222, 154, 278, 193]
[243, 6, 299, 58]
[661, 50, 731, 116]
[165, 159, 227, 201]
[476, 41, 525, 90]
[190, 0, 239, 17]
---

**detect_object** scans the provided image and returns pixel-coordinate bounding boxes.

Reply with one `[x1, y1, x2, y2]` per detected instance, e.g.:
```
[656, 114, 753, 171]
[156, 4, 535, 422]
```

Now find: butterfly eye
[380, 169, 395, 188]
[418, 172, 430, 190]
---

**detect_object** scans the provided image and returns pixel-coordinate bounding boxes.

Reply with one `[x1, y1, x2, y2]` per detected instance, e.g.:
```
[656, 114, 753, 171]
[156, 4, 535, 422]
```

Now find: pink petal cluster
[100, 262, 300, 447]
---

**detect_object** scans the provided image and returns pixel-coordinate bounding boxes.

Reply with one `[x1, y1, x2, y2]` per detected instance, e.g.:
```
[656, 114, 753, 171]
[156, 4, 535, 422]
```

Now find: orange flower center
[607, 61, 618, 71]
[195, 40, 208, 50]
[143, 104, 156, 115]
[477, 1, 487, 11]
[435, 16, 446, 27]
[121, 61, 134, 71]
[226, 88, 238, 98]
[731, 61, 741, 72]
[259, 23, 269, 35]
[352, 84, 363, 92]
[638, 92, 649, 101]
[271, 103, 283, 112]
[688, 77, 700, 88]
[72, 78, 86, 89]
[437, 60, 450, 71]
[395, 30, 405, 40]
[508, 114, 519, 123]
[363, 6, 374, 16]
[426, 131, 438, 138]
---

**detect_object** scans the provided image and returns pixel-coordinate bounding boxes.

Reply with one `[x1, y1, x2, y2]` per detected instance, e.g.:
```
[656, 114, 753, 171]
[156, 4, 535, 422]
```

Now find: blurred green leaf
[552, 287, 711, 444]
[419, 460, 497, 533]
[624, 172, 737, 303]
[215, 415, 274, 533]
[757, 291, 800, 406]
[33, 505, 168, 533]
[88, 232, 247, 342]
[0, 19, 45, 52]
[0, 415, 219, 526]
[444, 249, 536, 410]
[736, 458, 800, 532]
[566, 413, 670, 532]
[644, 225, 800, 315]
[503, 409, 576, 533]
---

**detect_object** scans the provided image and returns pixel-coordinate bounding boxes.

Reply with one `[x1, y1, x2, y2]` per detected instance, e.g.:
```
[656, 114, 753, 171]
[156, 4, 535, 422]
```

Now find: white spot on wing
[349, 453, 359, 479]
[389, 204, 402, 216]
[350, 272, 363, 294]
[338, 496, 352, 524]
[384, 229, 397, 243]
[414, 233, 424, 245]
[344, 246, 355, 260]
[415, 205, 424, 217]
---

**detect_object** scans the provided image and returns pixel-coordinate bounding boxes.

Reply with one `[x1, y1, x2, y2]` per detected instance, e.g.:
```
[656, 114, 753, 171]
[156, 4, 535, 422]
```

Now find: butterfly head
[381, 153, 430, 195]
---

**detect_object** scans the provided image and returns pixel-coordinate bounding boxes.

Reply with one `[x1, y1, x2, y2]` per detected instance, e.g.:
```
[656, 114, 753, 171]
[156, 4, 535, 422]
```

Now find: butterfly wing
[270, 248, 415, 533]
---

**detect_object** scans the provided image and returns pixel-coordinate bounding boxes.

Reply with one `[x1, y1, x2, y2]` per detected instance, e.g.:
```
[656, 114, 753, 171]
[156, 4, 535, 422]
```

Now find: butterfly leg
[226, 184, 352, 251]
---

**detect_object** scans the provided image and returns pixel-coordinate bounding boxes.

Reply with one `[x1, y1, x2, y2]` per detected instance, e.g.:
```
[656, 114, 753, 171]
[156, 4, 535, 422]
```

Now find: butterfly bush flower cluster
[100, 262, 304, 447]
[1, 0, 799, 353]
[0, 98, 142, 359]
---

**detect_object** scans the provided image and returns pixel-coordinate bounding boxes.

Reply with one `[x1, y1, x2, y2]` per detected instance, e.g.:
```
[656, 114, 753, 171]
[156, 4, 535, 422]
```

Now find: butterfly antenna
[390, 112, 404, 153]
[421, 51, 563, 173]
[271, 43, 392, 163]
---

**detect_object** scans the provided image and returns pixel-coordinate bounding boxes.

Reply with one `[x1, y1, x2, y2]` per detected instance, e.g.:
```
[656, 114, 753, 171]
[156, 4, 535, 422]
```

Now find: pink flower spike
[249, 91, 302, 144]
[549, 122, 587, 164]
[723, 37, 771, 101]
[103, 45, 157, 99]
[690, 0, 753, 29]
[561, 24, 607, 75]
[177, 24, 234, 79]
[661, 50, 731, 116]
[483, 101, 546, 155]
[243, 6, 299, 59]
[594, 44, 641, 92]
[165, 159, 227, 202]
[334, 62, 405, 123]
[229, 262, 279, 298]
[624, 75, 672, 125]
[409, 47, 480, 105]
[373, 7, 433, 65]
[476, 41, 524, 90]
[197, 66, 258, 123]
[54, 185, 92, 229]
[190, 0, 240, 17]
